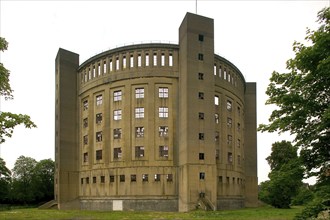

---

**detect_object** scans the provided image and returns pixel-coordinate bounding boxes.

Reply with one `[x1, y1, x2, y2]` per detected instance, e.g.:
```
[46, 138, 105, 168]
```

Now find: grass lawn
[0, 206, 303, 220]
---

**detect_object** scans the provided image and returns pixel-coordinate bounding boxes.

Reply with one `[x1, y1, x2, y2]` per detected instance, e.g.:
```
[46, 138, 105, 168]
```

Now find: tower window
[145, 53, 149, 66]
[103, 61, 106, 74]
[83, 135, 88, 145]
[135, 146, 145, 158]
[86, 177, 90, 184]
[116, 57, 119, 70]
[216, 149, 220, 160]
[120, 175, 125, 182]
[199, 133, 204, 140]
[96, 150, 102, 160]
[98, 63, 101, 75]
[110, 59, 113, 72]
[138, 54, 142, 67]
[96, 113, 102, 124]
[238, 155, 241, 165]
[159, 146, 169, 158]
[227, 135, 232, 145]
[131, 175, 137, 182]
[123, 56, 126, 69]
[198, 34, 204, 41]
[199, 112, 204, 120]
[169, 53, 173, 66]
[227, 117, 232, 128]
[113, 128, 122, 139]
[198, 72, 204, 80]
[110, 175, 115, 183]
[215, 131, 219, 143]
[114, 147, 122, 159]
[93, 176, 96, 183]
[100, 176, 105, 183]
[153, 53, 157, 66]
[215, 113, 219, 124]
[130, 55, 134, 68]
[198, 53, 204, 61]
[237, 139, 241, 148]
[161, 53, 165, 66]
[214, 64, 217, 75]
[199, 172, 205, 180]
[198, 92, 204, 100]
[237, 123, 241, 132]
[199, 153, 204, 160]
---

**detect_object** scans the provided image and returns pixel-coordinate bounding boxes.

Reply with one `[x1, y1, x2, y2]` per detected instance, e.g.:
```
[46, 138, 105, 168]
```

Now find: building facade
[55, 13, 258, 212]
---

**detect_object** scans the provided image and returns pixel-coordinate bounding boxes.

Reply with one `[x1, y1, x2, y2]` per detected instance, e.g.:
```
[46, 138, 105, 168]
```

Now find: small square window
[114, 109, 122, 120]
[199, 133, 204, 140]
[199, 172, 205, 180]
[131, 174, 137, 182]
[120, 175, 125, 182]
[142, 174, 148, 182]
[198, 92, 204, 100]
[199, 153, 204, 160]
[135, 88, 144, 99]
[199, 112, 204, 120]
[154, 174, 161, 181]
[135, 107, 144, 118]
[159, 87, 169, 98]
[199, 34, 204, 41]
[114, 90, 122, 101]
[167, 174, 173, 182]
[110, 175, 115, 183]
[198, 53, 204, 61]
[159, 107, 168, 118]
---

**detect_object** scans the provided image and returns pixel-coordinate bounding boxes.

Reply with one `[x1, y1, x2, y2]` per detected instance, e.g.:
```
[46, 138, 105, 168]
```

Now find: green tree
[266, 140, 298, 171]
[258, 7, 330, 180]
[0, 37, 36, 144]
[32, 159, 55, 202]
[259, 141, 304, 208]
[11, 156, 37, 204]
[0, 157, 11, 203]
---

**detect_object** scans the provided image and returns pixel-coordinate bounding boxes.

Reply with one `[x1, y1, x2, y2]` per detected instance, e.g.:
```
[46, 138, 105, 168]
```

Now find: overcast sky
[0, 0, 328, 184]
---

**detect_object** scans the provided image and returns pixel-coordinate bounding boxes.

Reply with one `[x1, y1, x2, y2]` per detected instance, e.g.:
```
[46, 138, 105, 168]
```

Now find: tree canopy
[258, 7, 330, 180]
[0, 37, 36, 144]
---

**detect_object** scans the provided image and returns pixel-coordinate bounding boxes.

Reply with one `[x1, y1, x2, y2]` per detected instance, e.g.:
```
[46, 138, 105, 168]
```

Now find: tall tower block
[55, 49, 80, 209]
[178, 13, 217, 212]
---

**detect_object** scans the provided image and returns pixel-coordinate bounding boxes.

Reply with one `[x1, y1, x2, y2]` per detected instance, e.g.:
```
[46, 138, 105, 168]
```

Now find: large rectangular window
[161, 53, 165, 66]
[159, 146, 169, 158]
[135, 127, 144, 138]
[83, 100, 88, 111]
[114, 147, 122, 159]
[153, 53, 157, 66]
[123, 56, 126, 69]
[159, 87, 169, 98]
[113, 128, 122, 139]
[103, 61, 106, 74]
[154, 174, 161, 182]
[169, 53, 173, 66]
[109, 59, 113, 72]
[114, 109, 122, 120]
[96, 95, 103, 106]
[130, 55, 134, 68]
[135, 107, 144, 118]
[135, 146, 145, 158]
[96, 113, 102, 124]
[96, 150, 102, 160]
[96, 131, 102, 142]
[159, 126, 168, 137]
[138, 54, 142, 67]
[116, 57, 119, 70]
[135, 88, 144, 99]
[159, 107, 168, 118]
[114, 90, 122, 101]
[145, 53, 149, 66]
